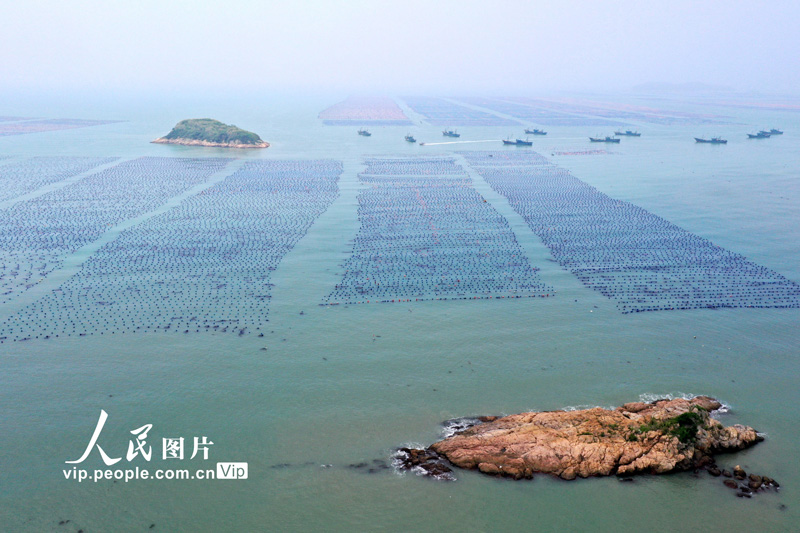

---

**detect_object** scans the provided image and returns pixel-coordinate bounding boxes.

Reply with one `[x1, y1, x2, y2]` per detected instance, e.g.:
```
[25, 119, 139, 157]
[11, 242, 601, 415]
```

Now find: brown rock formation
[429, 396, 762, 480]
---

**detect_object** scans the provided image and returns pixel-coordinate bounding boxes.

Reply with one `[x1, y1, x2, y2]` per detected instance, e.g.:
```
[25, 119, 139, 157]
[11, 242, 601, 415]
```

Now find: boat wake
[420, 140, 500, 146]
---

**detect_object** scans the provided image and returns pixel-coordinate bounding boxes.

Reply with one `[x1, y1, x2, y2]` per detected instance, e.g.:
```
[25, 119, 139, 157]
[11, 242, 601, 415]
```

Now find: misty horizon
[3, 0, 799, 96]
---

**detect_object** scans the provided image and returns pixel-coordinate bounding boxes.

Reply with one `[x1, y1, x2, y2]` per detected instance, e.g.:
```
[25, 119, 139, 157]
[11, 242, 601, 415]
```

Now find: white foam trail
[639, 392, 697, 403]
[562, 404, 615, 412]
[712, 403, 731, 415]
[419, 140, 501, 146]
[638, 392, 731, 416]
[411, 465, 455, 481]
[396, 442, 426, 450]
[441, 417, 484, 439]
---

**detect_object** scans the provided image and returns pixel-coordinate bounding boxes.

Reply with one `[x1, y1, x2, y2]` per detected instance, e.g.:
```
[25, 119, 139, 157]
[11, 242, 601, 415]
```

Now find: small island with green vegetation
[152, 118, 269, 148]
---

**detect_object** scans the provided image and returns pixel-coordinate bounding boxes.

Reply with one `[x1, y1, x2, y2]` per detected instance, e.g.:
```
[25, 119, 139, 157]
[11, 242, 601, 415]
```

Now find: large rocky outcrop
[152, 118, 269, 148]
[422, 396, 762, 481]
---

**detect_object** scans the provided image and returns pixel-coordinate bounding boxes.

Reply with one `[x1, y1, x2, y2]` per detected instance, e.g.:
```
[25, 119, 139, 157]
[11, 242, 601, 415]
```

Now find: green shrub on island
[630, 407, 706, 444]
[162, 119, 264, 145]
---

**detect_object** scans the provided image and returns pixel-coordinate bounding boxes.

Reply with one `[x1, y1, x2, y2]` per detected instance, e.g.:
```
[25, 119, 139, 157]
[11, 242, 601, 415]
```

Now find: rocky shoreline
[151, 137, 269, 148]
[397, 396, 778, 497]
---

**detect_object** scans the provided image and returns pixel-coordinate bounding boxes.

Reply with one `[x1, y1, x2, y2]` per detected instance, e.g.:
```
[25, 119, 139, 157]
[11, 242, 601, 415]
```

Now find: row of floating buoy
[0, 157, 230, 305]
[0, 160, 342, 341]
[401, 96, 518, 127]
[0, 156, 116, 203]
[323, 157, 552, 306]
[461, 150, 800, 313]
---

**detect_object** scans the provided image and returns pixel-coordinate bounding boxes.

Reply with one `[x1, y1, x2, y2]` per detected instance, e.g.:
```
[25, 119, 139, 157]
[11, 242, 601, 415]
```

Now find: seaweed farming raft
[0, 157, 230, 304]
[0, 160, 341, 341]
[454, 96, 625, 127]
[0, 156, 117, 203]
[401, 96, 517, 127]
[0, 118, 122, 137]
[323, 157, 551, 305]
[319, 96, 412, 126]
[501, 97, 728, 126]
[461, 151, 800, 313]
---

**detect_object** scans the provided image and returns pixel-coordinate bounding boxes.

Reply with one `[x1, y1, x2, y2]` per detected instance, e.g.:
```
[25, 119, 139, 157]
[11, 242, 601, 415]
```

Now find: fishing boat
[614, 130, 641, 136]
[768, 128, 783, 135]
[695, 137, 727, 144]
[358, 129, 371, 137]
[503, 138, 532, 146]
[405, 134, 416, 143]
[442, 129, 460, 138]
[589, 136, 621, 143]
[524, 128, 547, 135]
[748, 132, 771, 139]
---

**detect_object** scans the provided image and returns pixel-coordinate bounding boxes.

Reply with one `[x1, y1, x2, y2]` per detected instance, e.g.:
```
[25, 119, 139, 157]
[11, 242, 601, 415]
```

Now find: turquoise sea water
[0, 93, 799, 532]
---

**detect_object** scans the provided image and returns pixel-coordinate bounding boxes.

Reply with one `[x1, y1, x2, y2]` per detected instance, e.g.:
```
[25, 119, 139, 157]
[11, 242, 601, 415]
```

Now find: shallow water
[0, 93, 798, 532]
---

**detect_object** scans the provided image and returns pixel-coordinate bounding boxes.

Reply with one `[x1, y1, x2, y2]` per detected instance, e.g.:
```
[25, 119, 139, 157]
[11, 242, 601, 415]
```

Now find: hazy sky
[3, 0, 798, 95]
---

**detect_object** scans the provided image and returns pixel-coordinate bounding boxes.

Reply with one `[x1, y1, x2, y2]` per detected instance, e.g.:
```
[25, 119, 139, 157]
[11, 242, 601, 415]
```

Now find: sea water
[0, 92, 798, 532]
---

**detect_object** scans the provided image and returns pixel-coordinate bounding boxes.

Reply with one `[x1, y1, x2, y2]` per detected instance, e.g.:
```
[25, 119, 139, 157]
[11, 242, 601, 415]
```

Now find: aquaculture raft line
[0, 118, 123, 137]
[400, 96, 517, 127]
[0, 160, 342, 341]
[453, 96, 626, 127]
[0, 156, 117, 203]
[323, 156, 552, 306]
[461, 150, 800, 313]
[0, 156, 231, 306]
[319, 96, 413, 126]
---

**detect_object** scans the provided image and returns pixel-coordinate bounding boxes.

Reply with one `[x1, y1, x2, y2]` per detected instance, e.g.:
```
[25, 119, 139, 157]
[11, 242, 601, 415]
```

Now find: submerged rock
[393, 447, 454, 480]
[718, 471, 778, 495]
[425, 396, 763, 481]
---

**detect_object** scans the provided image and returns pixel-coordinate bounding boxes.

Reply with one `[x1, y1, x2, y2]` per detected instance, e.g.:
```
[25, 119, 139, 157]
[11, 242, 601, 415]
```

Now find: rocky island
[397, 396, 777, 496]
[152, 118, 269, 148]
